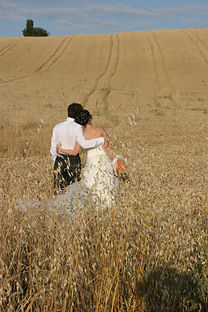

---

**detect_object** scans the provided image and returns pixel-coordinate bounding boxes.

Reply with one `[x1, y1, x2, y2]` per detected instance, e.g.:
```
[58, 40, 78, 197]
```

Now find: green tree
[22, 19, 49, 37]
[33, 27, 49, 37]
[22, 19, 34, 36]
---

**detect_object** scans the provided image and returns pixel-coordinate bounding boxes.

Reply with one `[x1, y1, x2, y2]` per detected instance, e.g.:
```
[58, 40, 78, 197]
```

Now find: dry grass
[0, 106, 207, 312]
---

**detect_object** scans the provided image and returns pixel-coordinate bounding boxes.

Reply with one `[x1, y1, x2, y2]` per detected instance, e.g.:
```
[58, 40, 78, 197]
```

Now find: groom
[50, 103, 104, 194]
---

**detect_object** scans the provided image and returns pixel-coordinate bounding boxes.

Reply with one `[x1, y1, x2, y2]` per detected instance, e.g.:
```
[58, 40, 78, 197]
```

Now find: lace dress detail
[81, 145, 117, 206]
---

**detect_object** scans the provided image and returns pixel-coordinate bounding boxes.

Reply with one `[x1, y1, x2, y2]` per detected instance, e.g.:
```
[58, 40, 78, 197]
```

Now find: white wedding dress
[81, 145, 118, 206]
[19, 145, 119, 214]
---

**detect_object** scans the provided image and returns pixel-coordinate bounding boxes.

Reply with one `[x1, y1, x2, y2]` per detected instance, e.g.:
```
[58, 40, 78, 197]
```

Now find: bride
[56, 109, 119, 208]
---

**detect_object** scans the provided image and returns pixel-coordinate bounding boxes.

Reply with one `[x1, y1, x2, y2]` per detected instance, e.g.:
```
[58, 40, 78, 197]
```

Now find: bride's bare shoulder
[94, 125, 105, 132]
[92, 126, 106, 137]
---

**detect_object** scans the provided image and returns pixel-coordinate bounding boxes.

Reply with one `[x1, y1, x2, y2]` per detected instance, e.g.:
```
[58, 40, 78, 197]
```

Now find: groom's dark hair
[68, 103, 83, 118]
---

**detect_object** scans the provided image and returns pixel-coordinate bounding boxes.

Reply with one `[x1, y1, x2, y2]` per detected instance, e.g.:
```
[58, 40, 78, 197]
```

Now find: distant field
[0, 29, 207, 311]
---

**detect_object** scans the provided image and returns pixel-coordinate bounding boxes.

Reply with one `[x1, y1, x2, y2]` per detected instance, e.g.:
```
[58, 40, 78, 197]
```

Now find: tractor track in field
[83, 33, 120, 112]
[83, 34, 113, 106]
[36, 36, 72, 73]
[0, 37, 72, 85]
[103, 33, 120, 112]
[181, 30, 208, 67]
[0, 41, 19, 59]
[147, 32, 179, 109]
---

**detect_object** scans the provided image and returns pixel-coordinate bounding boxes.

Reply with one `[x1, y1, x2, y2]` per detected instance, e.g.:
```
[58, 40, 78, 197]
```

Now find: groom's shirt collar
[66, 117, 75, 123]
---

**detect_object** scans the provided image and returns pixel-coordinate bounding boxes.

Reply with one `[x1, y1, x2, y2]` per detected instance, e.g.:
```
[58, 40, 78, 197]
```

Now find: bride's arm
[102, 128, 115, 160]
[56, 142, 81, 156]
[105, 143, 114, 160]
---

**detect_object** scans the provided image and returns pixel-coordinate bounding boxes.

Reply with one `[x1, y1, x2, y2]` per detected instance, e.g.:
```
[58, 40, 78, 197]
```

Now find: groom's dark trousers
[53, 153, 81, 195]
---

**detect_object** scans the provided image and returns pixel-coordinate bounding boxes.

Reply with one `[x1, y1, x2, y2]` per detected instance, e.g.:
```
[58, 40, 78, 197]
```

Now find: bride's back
[83, 125, 105, 140]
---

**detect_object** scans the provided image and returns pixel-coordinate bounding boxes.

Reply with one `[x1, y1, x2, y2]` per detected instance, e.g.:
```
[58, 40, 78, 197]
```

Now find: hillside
[0, 29, 208, 125]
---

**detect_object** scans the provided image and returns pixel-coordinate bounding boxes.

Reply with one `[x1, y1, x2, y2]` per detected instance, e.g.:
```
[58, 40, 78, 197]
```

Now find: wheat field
[0, 29, 208, 311]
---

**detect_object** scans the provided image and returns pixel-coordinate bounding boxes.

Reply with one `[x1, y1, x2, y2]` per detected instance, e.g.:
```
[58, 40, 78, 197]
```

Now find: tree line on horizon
[22, 19, 49, 37]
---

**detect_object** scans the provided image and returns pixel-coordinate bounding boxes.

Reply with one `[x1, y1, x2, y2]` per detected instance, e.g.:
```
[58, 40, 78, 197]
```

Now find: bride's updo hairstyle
[74, 109, 92, 126]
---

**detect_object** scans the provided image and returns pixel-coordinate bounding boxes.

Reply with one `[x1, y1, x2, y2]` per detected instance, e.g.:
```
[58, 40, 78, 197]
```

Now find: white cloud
[57, 18, 121, 33]
[0, 0, 24, 20]
[182, 18, 208, 28]
[21, 7, 86, 19]
[155, 4, 208, 16]
[85, 4, 154, 17]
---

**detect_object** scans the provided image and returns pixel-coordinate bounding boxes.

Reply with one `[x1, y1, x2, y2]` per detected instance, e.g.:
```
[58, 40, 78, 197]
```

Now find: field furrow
[36, 37, 72, 73]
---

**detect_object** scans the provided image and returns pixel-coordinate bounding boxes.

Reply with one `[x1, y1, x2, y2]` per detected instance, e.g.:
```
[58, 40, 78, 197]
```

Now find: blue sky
[0, 0, 208, 37]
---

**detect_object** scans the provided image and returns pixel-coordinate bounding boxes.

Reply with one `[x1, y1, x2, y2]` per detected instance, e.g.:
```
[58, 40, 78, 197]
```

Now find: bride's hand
[56, 144, 61, 153]
[104, 140, 109, 149]
[103, 133, 109, 148]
